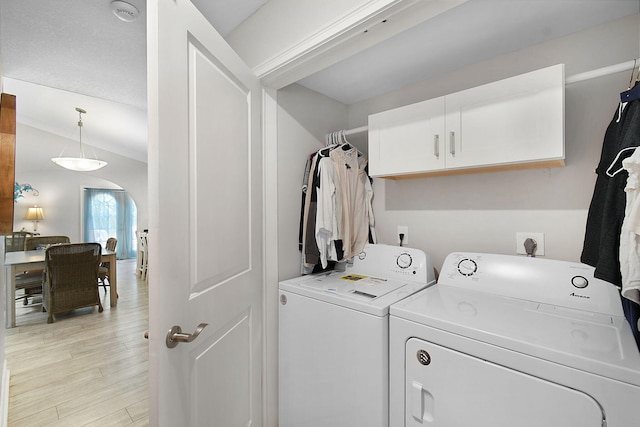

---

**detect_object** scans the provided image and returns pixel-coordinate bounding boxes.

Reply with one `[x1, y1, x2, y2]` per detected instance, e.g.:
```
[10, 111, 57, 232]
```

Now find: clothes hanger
[606, 146, 638, 177]
[609, 62, 640, 174]
[620, 60, 640, 102]
[339, 130, 353, 150]
[320, 131, 339, 156]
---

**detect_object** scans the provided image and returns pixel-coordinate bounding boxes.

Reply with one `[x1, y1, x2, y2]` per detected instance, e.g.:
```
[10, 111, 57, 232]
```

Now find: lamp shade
[51, 108, 108, 172]
[51, 157, 107, 171]
[24, 206, 45, 221]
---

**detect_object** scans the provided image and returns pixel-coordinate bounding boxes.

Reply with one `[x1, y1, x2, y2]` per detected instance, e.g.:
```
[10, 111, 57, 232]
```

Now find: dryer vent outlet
[516, 232, 545, 256]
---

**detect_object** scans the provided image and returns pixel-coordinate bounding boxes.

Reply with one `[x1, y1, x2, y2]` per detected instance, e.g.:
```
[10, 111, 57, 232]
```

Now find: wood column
[0, 93, 16, 234]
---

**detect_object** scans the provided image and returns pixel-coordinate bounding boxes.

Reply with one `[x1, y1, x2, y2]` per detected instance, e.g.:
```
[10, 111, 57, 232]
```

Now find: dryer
[389, 252, 640, 427]
[279, 244, 436, 427]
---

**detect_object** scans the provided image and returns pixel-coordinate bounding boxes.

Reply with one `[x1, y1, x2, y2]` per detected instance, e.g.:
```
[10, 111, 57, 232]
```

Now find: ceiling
[0, 0, 638, 163]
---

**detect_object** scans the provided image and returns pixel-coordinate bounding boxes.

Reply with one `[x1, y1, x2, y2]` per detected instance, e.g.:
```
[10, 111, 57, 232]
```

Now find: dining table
[4, 249, 117, 328]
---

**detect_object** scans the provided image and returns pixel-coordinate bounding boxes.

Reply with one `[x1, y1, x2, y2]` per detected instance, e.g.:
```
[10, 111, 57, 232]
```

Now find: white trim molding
[1, 360, 9, 427]
[256, 0, 468, 90]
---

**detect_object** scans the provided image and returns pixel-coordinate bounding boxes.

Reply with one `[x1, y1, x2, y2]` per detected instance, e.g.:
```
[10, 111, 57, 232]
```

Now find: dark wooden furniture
[43, 243, 104, 323]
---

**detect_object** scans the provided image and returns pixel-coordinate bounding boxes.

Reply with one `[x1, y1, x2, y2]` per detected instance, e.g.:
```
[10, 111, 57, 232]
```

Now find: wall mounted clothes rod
[333, 125, 368, 136]
[565, 58, 640, 84]
[325, 125, 369, 141]
[328, 59, 640, 138]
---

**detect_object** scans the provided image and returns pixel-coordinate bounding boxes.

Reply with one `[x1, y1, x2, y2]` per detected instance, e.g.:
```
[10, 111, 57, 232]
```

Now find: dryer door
[405, 338, 604, 427]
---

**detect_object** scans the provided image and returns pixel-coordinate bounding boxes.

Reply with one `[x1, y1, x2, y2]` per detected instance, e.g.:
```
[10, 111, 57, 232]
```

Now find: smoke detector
[111, 1, 139, 22]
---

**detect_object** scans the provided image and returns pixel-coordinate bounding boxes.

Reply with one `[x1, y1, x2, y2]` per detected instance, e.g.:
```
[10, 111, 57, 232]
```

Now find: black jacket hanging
[581, 100, 640, 286]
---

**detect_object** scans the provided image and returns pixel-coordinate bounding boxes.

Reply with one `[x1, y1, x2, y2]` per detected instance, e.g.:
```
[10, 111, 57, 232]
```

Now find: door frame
[262, 87, 279, 426]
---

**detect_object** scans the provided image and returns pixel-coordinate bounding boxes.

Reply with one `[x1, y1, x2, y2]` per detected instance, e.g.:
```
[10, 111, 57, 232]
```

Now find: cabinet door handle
[433, 134, 440, 158]
[449, 131, 455, 156]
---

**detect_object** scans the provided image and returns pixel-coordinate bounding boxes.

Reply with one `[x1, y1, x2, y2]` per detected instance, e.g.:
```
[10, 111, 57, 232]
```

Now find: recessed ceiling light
[111, 0, 139, 22]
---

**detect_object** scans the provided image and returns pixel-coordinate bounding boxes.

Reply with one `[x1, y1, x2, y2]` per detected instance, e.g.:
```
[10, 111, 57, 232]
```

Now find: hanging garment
[621, 146, 640, 305]
[316, 156, 339, 268]
[299, 154, 313, 251]
[302, 153, 321, 271]
[581, 100, 640, 285]
[299, 139, 376, 272]
[300, 149, 342, 273]
[353, 159, 375, 254]
[620, 147, 640, 350]
[330, 145, 366, 260]
[299, 154, 316, 275]
[582, 98, 640, 351]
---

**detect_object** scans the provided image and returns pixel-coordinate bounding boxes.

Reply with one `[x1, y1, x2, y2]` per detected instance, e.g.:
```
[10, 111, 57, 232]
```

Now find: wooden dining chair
[4, 231, 33, 253]
[18, 235, 71, 306]
[98, 237, 117, 291]
[43, 243, 103, 323]
[136, 231, 148, 281]
[5, 232, 41, 305]
[24, 235, 70, 251]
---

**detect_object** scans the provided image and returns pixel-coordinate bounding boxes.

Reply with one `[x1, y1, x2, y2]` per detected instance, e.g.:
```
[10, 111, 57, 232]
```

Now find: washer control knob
[571, 276, 589, 289]
[457, 258, 478, 276]
[397, 253, 413, 269]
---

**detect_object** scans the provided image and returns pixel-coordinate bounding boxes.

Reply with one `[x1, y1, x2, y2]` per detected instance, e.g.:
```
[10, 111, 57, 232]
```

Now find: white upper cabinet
[368, 64, 565, 178]
[369, 96, 445, 176]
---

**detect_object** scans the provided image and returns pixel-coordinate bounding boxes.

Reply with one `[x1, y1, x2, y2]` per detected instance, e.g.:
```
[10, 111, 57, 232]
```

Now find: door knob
[165, 323, 208, 348]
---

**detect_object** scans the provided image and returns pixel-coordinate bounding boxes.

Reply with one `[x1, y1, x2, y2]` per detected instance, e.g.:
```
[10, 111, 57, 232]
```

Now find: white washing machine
[390, 252, 640, 427]
[279, 243, 436, 427]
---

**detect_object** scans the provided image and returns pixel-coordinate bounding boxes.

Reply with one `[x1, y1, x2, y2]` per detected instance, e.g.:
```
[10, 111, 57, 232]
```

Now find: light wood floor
[5, 259, 149, 426]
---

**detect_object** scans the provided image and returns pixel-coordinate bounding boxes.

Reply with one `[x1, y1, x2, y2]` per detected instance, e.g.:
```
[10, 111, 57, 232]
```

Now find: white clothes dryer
[390, 252, 640, 427]
[279, 244, 436, 427]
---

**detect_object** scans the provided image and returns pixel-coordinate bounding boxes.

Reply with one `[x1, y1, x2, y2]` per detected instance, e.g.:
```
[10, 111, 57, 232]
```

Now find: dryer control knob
[571, 276, 588, 289]
[457, 258, 478, 276]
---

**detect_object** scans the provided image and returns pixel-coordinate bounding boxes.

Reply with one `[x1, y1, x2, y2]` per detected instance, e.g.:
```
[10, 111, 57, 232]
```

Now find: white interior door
[147, 0, 263, 425]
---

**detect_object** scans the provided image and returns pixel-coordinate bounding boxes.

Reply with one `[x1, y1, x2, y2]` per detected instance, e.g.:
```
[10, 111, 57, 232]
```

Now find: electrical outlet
[397, 226, 408, 245]
[516, 232, 545, 256]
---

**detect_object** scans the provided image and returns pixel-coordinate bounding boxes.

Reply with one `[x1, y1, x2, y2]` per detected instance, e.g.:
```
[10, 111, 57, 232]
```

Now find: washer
[279, 243, 436, 427]
[390, 252, 640, 427]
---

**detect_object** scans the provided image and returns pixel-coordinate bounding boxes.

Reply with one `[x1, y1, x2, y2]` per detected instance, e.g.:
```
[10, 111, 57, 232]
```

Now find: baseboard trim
[1, 360, 9, 427]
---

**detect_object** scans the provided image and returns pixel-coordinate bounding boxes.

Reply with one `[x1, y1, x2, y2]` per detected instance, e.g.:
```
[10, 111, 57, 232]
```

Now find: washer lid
[280, 271, 433, 316]
[391, 284, 640, 386]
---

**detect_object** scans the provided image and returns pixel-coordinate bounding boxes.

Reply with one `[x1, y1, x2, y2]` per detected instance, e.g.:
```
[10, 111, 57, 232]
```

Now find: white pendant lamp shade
[51, 157, 108, 171]
[51, 107, 107, 172]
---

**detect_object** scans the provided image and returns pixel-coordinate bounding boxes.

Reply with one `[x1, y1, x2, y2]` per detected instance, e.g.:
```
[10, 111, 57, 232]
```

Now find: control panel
[348, 244, 435, 285]
[439, 252, 623, 316]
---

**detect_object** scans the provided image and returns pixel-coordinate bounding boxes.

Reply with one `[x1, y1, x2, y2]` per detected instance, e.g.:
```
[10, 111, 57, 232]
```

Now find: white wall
[343, 13, 640, 269]
[12, 123, 148, 241]
[275, 13, 640, 276]
[277, 84, 348, 281]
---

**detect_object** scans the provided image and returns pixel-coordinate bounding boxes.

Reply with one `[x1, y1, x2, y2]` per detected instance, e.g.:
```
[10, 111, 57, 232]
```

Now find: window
[83, 188, 137, 259]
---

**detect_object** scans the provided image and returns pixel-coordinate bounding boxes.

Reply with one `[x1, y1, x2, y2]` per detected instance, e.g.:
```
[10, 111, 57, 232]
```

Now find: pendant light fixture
[51, 107, 107, 172]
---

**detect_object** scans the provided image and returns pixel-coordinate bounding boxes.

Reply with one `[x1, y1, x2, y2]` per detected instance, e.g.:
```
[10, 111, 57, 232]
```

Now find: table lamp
[24, 206, 44, 232]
